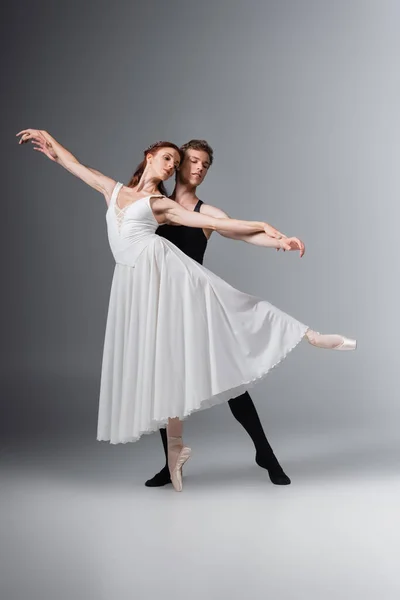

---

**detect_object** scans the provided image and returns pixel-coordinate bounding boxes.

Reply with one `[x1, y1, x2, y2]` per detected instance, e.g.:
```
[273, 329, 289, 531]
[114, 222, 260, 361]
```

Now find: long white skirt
[97, 237, 308, 443]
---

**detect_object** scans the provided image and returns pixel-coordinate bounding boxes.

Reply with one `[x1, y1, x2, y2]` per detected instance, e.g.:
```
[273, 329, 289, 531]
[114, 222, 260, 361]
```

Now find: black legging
[160, 391, 279, 467]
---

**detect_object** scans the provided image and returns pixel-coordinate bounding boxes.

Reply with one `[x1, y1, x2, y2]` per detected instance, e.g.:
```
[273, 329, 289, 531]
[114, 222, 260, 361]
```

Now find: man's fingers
[293, 238, 303, 250]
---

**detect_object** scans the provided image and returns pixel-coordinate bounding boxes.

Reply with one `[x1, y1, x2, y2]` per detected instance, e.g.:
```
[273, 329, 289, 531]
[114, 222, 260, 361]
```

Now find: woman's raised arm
[17, 129, 116, 204]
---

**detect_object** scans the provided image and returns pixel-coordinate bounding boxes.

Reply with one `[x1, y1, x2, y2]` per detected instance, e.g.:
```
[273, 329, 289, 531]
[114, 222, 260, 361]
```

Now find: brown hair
[127, 141, 183, 195]
[180, 139, 214, 166]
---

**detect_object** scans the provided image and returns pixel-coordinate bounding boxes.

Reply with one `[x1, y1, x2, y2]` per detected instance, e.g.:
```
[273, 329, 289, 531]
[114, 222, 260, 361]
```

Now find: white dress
[97, 182, 308, 444]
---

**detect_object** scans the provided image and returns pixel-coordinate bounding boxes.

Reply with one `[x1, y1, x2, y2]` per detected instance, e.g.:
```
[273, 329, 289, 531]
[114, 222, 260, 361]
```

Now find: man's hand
[279, 237, 305, 257]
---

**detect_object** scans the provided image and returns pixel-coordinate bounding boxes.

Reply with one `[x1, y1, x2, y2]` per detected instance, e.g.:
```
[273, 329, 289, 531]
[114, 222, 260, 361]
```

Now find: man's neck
[170, 181, 199, 208]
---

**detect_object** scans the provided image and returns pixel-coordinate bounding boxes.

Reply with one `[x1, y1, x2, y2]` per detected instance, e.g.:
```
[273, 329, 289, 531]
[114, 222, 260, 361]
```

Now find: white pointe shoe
[170, 446, 192, 492]
[332, 336, 357, 351]
[306, 330, 357, 351]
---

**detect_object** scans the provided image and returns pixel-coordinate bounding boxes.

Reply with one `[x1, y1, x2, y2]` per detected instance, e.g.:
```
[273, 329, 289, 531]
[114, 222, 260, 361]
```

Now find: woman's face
[147, 147, 181, 181]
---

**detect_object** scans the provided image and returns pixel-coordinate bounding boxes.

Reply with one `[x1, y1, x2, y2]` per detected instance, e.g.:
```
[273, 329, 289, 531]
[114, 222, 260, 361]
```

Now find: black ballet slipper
[145, 466, 172, 487]
[255, 452, 291, 486]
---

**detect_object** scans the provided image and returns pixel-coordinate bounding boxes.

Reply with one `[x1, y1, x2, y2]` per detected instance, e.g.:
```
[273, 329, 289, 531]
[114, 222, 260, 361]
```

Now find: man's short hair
[180, 139, 214, 166]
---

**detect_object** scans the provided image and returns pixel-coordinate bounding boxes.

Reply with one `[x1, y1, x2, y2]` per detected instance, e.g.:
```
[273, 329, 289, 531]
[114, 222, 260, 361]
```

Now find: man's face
[178, 149, 210, 187]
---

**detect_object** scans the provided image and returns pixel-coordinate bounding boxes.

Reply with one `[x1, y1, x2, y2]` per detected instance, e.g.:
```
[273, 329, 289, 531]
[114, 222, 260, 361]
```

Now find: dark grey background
[1, 2, 399, 599]
[2, 0, 397, 436]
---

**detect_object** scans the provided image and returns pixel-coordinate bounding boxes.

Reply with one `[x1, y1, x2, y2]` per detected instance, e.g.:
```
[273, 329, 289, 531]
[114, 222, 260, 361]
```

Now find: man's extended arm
[200, 203, 287, 244]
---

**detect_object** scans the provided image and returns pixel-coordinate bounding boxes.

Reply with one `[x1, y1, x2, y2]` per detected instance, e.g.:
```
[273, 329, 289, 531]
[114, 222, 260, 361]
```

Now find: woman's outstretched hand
[17, 129, 58, 161]
[16, 129, 117, 202]
[279, 236, 305, 257]
[263, 223, 287, 240]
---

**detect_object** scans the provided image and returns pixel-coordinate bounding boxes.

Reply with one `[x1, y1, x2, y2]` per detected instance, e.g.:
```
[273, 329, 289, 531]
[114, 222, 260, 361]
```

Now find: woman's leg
[166, 416, 183, 438]
[305, 329, 357, 350]
[166, 418, 191, 492]
[145, 420, 188, 488]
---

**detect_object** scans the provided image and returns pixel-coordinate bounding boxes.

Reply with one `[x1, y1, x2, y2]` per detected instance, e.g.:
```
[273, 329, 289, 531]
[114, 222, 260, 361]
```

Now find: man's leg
[145, 428, 172, 487]
[228, 392, 291, 485]
[145, 392, 290, 487]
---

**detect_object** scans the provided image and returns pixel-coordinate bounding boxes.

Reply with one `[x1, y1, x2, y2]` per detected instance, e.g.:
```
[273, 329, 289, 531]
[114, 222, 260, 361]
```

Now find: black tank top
[156, 199, 208, 265]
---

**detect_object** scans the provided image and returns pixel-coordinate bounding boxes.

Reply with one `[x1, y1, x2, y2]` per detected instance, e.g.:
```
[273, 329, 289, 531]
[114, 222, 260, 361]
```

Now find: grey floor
[1, 377, 400, 600]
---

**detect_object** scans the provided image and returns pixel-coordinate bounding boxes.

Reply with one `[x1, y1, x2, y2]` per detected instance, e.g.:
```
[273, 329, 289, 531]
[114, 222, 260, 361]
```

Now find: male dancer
[145, 140, 291, 487]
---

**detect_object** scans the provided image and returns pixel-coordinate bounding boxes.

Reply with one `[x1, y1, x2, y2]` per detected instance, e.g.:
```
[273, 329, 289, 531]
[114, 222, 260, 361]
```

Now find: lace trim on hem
[97, 325, 308, 445]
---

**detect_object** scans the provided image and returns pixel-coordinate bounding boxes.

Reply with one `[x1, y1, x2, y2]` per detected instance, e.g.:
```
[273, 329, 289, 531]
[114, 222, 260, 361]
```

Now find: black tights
[146, 392, 290, 486]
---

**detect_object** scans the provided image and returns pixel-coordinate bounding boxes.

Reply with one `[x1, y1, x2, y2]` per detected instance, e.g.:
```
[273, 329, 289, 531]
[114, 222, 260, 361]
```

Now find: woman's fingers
[18, 133, 29, 144]
[264, 224, 281, 239]
[267, 228, 285, 239]
[18, 131, 46, 148]
[17, 129, 34, 141]
[270, 229, 281, 239]
[19, 132, 36, 144]
[17, 129, 41, 143]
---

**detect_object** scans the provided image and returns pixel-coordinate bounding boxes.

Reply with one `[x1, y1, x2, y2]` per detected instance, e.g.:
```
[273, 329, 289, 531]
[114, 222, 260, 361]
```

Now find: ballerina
[17, 128, 356, 492]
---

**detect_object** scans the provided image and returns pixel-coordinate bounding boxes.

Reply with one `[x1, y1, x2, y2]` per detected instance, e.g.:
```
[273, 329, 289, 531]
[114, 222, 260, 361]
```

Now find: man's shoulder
[199, 202, 228, 219]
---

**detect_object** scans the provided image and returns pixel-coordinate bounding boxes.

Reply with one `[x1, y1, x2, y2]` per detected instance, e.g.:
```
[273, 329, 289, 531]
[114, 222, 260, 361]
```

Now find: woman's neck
[136, 174, 161, 194]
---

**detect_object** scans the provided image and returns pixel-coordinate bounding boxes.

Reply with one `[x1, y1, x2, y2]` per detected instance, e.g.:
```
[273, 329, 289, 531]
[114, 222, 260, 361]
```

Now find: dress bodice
[106, 182, 162, 267]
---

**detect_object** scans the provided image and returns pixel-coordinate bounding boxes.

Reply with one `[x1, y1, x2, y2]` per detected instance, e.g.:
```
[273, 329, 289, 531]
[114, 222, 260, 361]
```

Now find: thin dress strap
[194, 199, 203, 212]
[110, 182, 123, 206]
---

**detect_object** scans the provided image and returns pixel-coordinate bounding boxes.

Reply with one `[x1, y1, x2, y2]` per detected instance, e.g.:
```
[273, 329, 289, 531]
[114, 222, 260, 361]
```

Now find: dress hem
[97, 325, 308, 444]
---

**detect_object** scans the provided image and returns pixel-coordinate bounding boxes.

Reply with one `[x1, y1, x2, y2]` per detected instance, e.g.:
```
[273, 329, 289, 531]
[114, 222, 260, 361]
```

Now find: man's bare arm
[200, 203, 287, 242]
